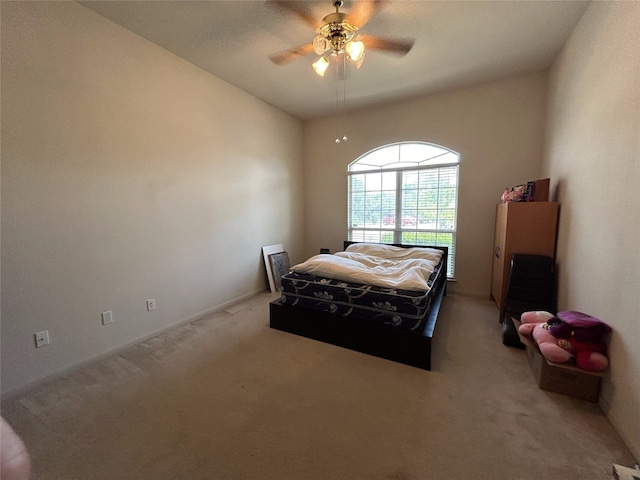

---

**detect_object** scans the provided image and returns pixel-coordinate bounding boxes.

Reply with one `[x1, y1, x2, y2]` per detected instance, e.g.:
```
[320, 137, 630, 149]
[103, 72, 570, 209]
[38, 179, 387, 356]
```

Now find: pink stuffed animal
[501, 185, 526, 203]
[518, 310, 610, 371]
[547, 311, 610, 371]
[557, 337, 609, 371]
[518, 311, 573, 364]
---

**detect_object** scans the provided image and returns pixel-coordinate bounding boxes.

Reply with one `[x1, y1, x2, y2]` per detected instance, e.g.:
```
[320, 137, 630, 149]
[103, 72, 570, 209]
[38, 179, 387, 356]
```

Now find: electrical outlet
[101, 310, 113, 325]
[146, 299, 156, 311]
[34, 330, 50, 348]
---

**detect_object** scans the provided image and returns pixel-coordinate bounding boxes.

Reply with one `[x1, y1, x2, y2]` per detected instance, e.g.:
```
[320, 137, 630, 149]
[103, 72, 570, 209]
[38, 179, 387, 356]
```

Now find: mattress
[279, 254, 446, 332]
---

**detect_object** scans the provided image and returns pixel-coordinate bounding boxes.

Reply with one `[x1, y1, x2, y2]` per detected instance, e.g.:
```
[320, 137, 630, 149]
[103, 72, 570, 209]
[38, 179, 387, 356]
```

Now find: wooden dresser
[490, 201, 559, 316]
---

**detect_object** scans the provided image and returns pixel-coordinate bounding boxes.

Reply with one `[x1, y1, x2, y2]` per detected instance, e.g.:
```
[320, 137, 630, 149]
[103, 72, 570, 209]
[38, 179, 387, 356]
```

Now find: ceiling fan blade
[269, 43, 315, 65]
[360, 35, 414, 55]
[346, 0, 386, 29]
[267, 0, 320, 29]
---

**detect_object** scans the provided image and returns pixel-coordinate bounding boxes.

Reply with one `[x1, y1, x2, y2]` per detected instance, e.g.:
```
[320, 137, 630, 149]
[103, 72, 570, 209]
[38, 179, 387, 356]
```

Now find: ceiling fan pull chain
[335, 54, 349, 144]
[341, 54, 348, 143]
[335, 58, 342, 144]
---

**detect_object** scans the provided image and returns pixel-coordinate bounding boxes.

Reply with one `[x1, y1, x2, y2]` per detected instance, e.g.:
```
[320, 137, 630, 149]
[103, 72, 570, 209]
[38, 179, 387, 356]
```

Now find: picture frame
[268, 251, 290, 293]
[262, 244, 284, 293]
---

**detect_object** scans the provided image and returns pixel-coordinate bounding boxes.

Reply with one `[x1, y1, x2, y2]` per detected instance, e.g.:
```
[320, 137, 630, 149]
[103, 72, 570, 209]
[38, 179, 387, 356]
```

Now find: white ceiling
[79, 0, 590, 120]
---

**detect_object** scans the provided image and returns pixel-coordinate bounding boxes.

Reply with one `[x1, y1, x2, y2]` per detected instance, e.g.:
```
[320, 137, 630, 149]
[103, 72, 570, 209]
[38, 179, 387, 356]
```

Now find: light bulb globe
[312, 57, 330, 77]
[346, 40, 364, 62]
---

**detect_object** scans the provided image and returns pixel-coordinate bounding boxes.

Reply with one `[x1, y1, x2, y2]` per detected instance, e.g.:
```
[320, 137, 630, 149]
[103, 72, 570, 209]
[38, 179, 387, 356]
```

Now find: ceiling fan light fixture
[313, 35, 330, 55]
[346, 40, 364, 62]
[312, 56, 330, 76]
[354, 51, 365, 69]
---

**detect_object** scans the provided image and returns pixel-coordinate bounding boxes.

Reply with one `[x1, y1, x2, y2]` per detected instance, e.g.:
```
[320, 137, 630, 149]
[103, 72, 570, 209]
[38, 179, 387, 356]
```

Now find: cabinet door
[493, 202, 559, 315]
[490, 204, 507, 305]
[503, 203, 558, 259]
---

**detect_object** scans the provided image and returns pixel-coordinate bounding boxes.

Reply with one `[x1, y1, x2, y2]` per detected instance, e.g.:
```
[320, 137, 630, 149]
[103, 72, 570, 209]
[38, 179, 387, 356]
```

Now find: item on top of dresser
[501, 184, 526, 203]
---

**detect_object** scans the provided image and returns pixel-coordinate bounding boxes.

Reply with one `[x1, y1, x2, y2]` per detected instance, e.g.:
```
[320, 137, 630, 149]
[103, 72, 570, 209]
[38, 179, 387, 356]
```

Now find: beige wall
[544, 1, 640, 459]
[303, 72, 548, 295]
[1, 2, 304, 395]
[3, 0, 638, 461]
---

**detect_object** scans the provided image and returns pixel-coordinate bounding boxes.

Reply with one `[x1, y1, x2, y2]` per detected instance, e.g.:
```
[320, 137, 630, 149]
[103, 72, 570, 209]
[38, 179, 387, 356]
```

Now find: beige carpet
[1, 293, 635, 480]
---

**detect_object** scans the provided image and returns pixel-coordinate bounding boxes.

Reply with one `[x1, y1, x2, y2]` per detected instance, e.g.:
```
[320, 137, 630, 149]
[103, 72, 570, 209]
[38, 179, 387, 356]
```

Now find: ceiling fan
[268, 0, 414, 76]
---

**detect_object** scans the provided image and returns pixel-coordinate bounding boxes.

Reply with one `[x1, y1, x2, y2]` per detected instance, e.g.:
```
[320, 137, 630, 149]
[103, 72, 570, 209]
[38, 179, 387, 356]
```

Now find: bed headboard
[343, 241, 448, 277]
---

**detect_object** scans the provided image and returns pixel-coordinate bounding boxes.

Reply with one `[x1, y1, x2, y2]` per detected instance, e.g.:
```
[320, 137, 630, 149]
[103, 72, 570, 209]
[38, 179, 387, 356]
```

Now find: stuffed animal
[501, 185, 526, 203]
[518, 311, 573, 364]
[546, 311, 611, 342]
[518, 310, 611, 371]
[547, 311, 611, 371]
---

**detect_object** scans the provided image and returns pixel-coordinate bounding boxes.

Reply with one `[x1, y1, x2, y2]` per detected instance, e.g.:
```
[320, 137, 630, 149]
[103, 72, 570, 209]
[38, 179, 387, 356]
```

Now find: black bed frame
[269, 242, 448, 370]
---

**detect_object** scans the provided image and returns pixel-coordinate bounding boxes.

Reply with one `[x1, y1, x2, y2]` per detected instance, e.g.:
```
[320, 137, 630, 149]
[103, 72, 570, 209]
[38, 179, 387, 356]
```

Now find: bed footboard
[269, 276, 446, 370]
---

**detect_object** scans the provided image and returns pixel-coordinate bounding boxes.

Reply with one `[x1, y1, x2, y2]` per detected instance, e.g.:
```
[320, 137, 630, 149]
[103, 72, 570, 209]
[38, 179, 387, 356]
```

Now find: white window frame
[347, 142, 459, 278]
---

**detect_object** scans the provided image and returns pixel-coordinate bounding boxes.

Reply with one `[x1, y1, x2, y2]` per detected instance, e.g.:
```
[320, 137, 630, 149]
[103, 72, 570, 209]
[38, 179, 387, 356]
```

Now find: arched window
[347, 142, 459, 278]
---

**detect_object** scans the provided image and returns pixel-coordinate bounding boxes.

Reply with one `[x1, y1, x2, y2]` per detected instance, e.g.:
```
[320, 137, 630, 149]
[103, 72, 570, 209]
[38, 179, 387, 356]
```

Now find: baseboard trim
[0, 288, 267, 402]
[600, 394, 640, 462]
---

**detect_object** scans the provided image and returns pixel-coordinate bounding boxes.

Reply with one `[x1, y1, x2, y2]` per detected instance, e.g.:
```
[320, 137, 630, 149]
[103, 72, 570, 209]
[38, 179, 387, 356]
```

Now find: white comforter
[290, 244, 443, 291]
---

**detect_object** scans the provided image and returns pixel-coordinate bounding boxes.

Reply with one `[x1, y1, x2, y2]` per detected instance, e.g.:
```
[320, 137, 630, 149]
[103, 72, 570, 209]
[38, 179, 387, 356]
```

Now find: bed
[269, 241, 448, 370]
